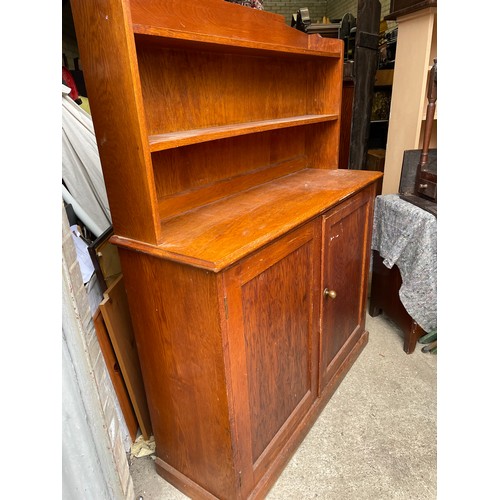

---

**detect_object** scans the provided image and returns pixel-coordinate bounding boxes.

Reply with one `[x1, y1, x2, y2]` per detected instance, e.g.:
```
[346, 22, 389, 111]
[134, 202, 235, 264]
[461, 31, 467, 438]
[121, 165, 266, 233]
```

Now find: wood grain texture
[244, 249, 313, 463]
[152, 128, 306, 201]
[224, 222, 321, 488]
[117, 183, 377, 499]
[320, 188, 374, 390]
[129, 0, 342, 57]
[72, 0, 345, 247]
[93, 309, 138, 440]
[100, 275, 152, 439]
[148, 115, 337, 152]
[248, 330, 369, 500]
[72, 1, 382, 497]
[112, 169, 382, 271]
[70, 0, 160, 243]
[117, 250, 238, 499]
[305, 43, 343, 169]
[157, 155, 307, 221]
[137, 44, 314, 137]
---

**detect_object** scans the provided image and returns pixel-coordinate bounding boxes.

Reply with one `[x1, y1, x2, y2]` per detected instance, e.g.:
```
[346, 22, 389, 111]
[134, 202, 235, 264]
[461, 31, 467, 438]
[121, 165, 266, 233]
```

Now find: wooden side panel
[306, 55, 343, 169]
[70, 0, 160, 243]
[117, 249, 237, 499]
[306, 121, 341, 169]
[224, 221, 321, 489]
[320, 187, 374, 390]
[100, 275, 152, 439]
[307, 58, 343, 117]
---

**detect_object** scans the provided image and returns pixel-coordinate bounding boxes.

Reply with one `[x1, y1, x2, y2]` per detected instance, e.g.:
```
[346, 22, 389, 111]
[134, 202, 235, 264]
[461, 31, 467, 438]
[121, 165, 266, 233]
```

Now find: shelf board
[149, 114, 339, 152]
[111, 169, 382, 271]
[133, 25, 342, 59]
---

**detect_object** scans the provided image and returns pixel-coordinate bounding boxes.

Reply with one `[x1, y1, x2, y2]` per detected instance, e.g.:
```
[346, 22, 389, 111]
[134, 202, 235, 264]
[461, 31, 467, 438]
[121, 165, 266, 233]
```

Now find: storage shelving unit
[71, 0, 382, 498]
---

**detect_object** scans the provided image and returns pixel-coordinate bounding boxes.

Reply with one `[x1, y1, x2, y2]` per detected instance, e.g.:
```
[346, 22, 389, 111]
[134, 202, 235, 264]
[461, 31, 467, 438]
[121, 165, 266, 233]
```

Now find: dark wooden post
[415, 59, 437, 173]
[348, 0, 381, 170]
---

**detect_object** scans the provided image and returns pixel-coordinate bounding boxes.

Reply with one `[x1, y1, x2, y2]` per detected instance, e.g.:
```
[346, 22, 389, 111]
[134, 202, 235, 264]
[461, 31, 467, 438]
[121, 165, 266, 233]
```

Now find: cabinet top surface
[112, 169, 381, 271]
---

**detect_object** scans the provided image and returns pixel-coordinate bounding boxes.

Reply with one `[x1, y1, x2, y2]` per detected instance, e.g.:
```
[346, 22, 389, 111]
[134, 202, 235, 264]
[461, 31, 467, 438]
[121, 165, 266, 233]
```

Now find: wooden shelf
[149, 114, 339, 152]
[133, 25, 341, 59]
[112, 169, 381, 271]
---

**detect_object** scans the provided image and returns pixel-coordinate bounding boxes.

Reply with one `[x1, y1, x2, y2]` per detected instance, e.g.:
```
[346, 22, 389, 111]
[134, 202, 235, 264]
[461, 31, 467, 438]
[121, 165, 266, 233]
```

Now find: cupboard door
[223, 221, 321, 489]
[320, 190, 373, 391]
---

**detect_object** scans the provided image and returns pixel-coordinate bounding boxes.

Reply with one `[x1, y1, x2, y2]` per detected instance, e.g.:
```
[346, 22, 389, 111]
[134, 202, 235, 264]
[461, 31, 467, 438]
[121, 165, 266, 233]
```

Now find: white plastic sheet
[62, 84, 112, 235]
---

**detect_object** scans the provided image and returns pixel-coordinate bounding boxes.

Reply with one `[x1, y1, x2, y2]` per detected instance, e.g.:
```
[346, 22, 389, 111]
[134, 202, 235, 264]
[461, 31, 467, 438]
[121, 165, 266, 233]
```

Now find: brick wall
[264, 0, 392, 26]
[264, 0, 328, 23]
[62, 205, 135, 500]
[326, 0, 392, 21]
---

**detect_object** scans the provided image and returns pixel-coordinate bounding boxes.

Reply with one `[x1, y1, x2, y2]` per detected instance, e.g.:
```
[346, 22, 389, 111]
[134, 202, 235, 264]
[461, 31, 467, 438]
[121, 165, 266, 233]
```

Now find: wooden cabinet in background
[71, 0, 382, 497]
[382, 4, 437, 194]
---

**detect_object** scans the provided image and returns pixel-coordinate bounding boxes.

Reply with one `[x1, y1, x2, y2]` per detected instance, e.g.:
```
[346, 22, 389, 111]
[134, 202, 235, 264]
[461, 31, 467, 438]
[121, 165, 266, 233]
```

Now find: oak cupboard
[70, 0, 382, 498]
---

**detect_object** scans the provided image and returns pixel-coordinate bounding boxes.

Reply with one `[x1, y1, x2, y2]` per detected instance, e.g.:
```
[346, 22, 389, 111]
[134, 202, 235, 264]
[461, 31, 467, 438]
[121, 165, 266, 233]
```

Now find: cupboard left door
[222, 220, 321, 494]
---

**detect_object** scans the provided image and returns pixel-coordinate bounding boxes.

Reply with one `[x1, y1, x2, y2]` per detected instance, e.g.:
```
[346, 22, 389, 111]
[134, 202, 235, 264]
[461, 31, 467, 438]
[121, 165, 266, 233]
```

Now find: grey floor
[130, 310, 437, 499]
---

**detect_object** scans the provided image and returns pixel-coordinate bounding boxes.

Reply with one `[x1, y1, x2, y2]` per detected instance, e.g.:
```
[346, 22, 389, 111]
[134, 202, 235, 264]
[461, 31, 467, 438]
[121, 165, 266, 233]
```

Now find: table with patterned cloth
[371, 194, 437, 333]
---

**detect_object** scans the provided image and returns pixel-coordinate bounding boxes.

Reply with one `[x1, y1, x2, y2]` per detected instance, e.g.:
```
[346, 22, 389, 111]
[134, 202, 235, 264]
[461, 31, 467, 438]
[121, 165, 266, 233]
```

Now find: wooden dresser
[70, 0, 382, 498]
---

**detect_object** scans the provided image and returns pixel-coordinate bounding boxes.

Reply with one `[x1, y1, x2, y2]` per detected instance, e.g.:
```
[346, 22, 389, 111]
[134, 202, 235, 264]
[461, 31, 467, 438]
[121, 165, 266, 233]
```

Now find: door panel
[223, 221, 320, 483]
[242, 243, 312, 463]
[320, 192, 371, 390]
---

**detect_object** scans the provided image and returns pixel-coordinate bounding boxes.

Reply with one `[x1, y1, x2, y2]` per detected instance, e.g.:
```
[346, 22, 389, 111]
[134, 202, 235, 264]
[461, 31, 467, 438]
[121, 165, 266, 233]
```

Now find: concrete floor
[129, 311, 437, 499]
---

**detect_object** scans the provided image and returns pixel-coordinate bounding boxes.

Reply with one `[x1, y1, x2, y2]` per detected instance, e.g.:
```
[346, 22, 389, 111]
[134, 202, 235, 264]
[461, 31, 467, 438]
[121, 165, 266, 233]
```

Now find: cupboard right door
[319, 188, 373, 392]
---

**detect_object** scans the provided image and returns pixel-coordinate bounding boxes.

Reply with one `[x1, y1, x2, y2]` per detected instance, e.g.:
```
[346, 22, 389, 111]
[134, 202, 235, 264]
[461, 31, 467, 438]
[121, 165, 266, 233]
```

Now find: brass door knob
[324, 288, 337, 299]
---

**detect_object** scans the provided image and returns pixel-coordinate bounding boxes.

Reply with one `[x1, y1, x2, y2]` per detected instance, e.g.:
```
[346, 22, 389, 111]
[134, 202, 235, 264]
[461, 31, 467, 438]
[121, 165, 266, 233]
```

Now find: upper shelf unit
[71, 0, 345, 246]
